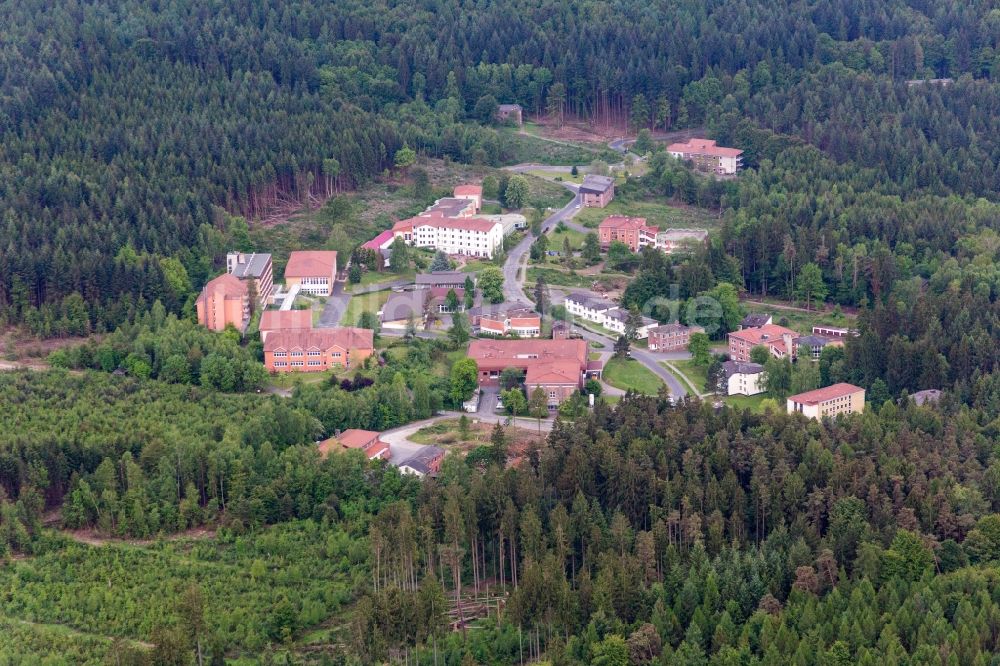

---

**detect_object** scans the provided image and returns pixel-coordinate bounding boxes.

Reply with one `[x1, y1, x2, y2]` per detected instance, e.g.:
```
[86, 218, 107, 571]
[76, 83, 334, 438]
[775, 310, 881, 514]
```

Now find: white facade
[564, 294, 615, 325]
[603, 308, 656, 339]
[719, 155, 740, 174]
[727, 371, 763, 396]
[411, 220, 505, 258]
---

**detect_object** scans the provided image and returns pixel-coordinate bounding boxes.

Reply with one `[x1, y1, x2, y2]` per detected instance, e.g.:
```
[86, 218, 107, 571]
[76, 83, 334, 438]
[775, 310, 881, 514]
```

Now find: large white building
[721, 361, 764, 396]
[405, 215, 506, 258]
[564, 293, 656, 339]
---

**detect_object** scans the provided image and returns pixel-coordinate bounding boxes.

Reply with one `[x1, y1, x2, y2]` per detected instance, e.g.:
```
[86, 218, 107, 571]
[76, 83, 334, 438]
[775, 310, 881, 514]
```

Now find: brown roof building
[259, 310, 313, 342]
[319, 429, 390, 460]
[598, 215, 659, 252]
[196, 274, 250, 332]
[667, 139, 743, 175]
[728, 324, 799, 362]
[284, 251, 338, 296]
[787, 383, 865, 419]
[467, 339, 599, 406]
[263, 327, 374, 373]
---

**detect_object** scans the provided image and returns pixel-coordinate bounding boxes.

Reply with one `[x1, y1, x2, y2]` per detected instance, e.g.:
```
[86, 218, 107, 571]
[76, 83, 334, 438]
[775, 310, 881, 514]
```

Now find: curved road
[498, 185, 687, 398]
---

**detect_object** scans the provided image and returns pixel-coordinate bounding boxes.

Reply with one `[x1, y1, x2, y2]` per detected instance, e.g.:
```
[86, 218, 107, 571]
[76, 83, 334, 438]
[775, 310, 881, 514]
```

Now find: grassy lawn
[546, 225, 590, 252]
[267, 368, 341, 391]
[500, 129, 616, 166]
[527, 266, 601, 289]
[522, 174, 574, 209]
[460, 259, 496, 273]
[671, 359, 709, 393]
[575, 197, 719, 230]
[742, 301, 858, 336]
[349, 269, 414, 292]
[722, 393, 769, 412]
[340, 290, 390, 326]
[524, 169, 585, 185]
[603, 357, 666, 395]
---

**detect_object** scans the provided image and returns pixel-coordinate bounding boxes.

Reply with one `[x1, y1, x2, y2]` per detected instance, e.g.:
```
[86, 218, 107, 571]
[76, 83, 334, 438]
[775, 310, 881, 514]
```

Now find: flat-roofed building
[787, 383, 865, 419]
[226, 252, 274, 306]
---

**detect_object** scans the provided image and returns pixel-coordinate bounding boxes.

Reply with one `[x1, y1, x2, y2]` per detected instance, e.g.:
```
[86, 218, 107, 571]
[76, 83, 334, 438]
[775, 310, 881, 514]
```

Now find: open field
[741, 300, 857, 335]
[575, 197, 720, 230]
[501, 126, 617, 166]
[603, 358, 665, 395]
[348, 269, 415, 292]
[669, 358, 710, 393]
[721, 393, 769, 412]
[341, 290, 391, 326]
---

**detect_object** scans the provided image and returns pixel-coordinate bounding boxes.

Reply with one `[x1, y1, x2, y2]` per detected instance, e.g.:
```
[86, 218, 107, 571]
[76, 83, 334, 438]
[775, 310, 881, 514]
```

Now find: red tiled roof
[285, 251, 337, 278]
[197, 273, 247, 302]
[334, 429, 381, 449]
[599, 215, 657, 233]
[468, 339, 588, 371]
[454, 184, 483, 197]
[259, 310, 312, 332]
[264, 327, 373, 352]
[526, 360, 582, 385]
[788, 383, 864, 405]
[667, 139, 742, 158]
[363, 230, 396, 250]
[392, 219, 413, 233]
[728, 324, 798, 346]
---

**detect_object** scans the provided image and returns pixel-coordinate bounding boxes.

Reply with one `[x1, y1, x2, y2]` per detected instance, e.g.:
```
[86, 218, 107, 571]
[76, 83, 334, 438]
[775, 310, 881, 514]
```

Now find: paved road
[499, 196, 688, 398]
[502, 186, 584, 302]
[381, 411, 558, 466]
[317, 279, 350, 328]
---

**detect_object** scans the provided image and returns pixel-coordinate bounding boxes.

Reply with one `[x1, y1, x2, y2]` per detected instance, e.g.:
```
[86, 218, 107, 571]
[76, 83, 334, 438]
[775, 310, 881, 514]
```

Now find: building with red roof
[259, 310, 312, 343]
[728, 324, 799, 362]
[196, 274, 250, 332]
[787, 383, 865, 419]
[263, 327, 373, 373]
[467, 339, 600, 406]
[453, 184, 483, 212]
[667, 139, 743, 175]
[318, 429, 390, 460]
[284, 251, 338, 296]
[598, 215, 659, 252]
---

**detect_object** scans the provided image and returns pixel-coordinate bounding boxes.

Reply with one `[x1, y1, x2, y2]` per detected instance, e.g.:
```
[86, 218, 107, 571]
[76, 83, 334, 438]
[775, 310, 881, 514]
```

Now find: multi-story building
[226, 252, 274, 306]
[263, 327, 374, 373]
[603, 308, 657, 339]
[259, 310, 312, 343]
[598, 215, 659, 252]
[564, 292, 616, 324]
[467, 339, 601, 406]
[403, 214, 505, 258]
[728, 324, 799, 362]
[720, 361, 765, 396]
[655, 229, 709, 253]
[579, 175, 615, 208]
[647, 323, 704, 352]
[787, 383, 865, 419]
[667, 139, 743, 175]
[196, 274, 250, 332]
[284, 251, 337, 296]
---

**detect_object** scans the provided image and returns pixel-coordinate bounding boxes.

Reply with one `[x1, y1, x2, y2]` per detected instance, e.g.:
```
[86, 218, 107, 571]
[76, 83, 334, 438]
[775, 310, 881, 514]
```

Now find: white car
[494, 397, 505, 413]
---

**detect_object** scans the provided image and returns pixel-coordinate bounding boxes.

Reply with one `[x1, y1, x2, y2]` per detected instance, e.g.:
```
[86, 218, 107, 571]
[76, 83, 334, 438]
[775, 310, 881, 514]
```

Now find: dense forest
[4, 0, 1000, 663]
[4, 0, 1000, 334]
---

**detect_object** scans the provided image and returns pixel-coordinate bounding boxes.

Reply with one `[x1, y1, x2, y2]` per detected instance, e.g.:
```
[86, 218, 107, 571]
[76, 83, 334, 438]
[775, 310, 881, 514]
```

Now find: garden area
[574, 197, 719, 230]
[602, 357, 665, 395]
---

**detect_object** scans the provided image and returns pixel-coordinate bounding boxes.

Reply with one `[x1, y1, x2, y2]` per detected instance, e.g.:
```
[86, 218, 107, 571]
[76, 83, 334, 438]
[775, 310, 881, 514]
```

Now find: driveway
[317, 279, 349, 328]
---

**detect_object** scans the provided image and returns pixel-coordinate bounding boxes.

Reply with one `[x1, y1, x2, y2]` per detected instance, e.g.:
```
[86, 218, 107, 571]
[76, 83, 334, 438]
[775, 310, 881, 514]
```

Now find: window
[307, 360, 322, 366]
[307, 350, 321, 356]
[291, 350, 303, 357]
[291, 361, 304, 367]
[273, 351, 287, 358]
[274, 361, 287, 368]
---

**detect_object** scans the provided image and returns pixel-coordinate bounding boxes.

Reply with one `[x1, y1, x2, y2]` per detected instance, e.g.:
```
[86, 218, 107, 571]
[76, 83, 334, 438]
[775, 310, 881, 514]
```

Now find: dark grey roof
[401, 446, 445, 474]
[229, 253, 272, 279]
[381, 291, 428, 321]
[721, 361, 764, 378]
[797, 335, 833, 347]
[498, 104, 522, 111]
[566, 292, 616, 310]
[579, 174, 614, 194]
[415, 272, 470, 287]
[649, 323, 694, 335]
[741, 313, 771, 327]
[604, 308, 655, 326]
